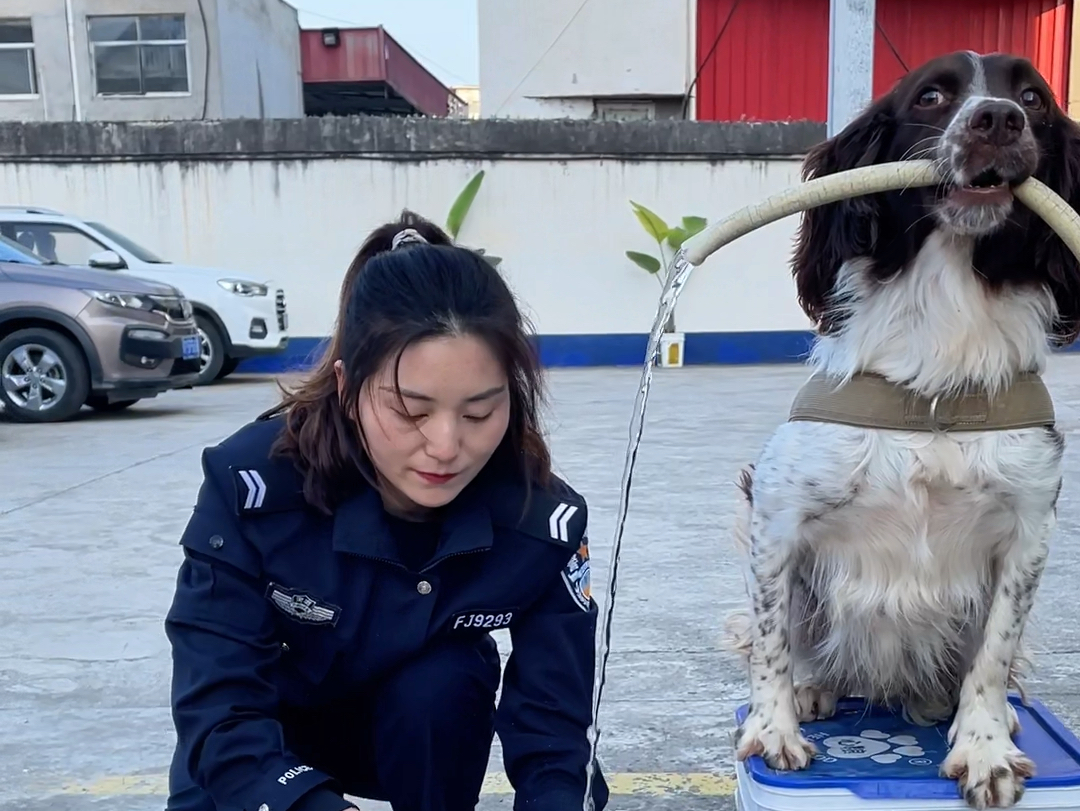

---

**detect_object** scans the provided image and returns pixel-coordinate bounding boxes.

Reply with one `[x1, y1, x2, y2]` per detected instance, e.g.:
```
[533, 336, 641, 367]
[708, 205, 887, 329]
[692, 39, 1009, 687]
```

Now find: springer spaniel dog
[726, 51, 1080, 809]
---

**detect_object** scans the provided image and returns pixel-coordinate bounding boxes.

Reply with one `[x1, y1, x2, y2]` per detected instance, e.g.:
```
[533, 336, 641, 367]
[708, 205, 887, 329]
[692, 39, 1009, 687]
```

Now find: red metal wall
[300, 28, 456, 116]
[695, 0, 1071, 122]
[300, 28, 388, 84]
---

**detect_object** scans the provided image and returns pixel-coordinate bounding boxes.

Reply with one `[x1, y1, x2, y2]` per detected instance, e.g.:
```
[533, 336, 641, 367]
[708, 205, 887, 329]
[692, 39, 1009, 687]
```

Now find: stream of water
[582, 247, 699, 810]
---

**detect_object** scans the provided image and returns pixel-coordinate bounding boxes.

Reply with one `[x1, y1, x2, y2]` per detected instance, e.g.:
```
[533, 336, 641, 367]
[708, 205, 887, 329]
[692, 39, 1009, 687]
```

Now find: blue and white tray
[735, 697, 1080, 810]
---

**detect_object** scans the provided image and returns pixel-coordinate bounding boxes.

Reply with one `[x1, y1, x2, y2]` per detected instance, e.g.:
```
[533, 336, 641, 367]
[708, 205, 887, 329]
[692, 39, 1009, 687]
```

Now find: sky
[286, 0, 479, 87]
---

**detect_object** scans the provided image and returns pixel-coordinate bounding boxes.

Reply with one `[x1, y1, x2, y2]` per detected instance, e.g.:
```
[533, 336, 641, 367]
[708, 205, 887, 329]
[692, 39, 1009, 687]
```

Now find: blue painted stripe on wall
[235, 332, 817, 374]
[235, 332, 1080, 374]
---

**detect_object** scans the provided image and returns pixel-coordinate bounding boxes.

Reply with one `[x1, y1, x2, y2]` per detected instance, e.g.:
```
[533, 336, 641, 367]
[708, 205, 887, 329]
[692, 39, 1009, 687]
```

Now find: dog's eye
[916, 89, 945, 108]
[1020, 89, 1044, 110]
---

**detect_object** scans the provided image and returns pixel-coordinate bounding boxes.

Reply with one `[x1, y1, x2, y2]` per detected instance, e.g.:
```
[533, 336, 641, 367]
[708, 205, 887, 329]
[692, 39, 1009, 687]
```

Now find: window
[594, 100, 656, 121]
[0, 234, 44, 264]
[0, 19, 37, 96]
[0, 223, 109, 265]
[88, 14, 188, 96]
[86, 221, 166, 263]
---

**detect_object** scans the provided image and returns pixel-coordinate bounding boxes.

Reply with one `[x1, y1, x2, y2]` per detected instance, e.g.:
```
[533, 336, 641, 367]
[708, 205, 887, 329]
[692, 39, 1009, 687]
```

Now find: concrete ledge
[0, 118, 827, 162]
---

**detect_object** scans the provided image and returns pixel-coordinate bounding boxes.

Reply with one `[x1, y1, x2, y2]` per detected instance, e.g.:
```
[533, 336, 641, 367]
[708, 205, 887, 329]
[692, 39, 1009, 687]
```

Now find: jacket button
[208, 535, 224, 550]
[258, 805, 269, 811]
[416, 580, 432, 595]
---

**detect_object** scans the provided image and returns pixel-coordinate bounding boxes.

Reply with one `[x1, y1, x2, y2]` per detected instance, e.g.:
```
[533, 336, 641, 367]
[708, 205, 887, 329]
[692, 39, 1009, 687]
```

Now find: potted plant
[446, 169, 501, 267]
[625, 201, 707, 368]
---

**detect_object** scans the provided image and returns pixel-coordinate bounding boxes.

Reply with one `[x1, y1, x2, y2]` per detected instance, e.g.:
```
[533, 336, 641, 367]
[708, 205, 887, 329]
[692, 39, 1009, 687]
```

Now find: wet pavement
[5, 360, 1080, 811]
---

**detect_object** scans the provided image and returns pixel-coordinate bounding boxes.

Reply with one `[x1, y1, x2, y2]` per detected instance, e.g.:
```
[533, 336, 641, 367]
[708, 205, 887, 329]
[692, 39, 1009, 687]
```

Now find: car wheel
[86, 395, 139, 412]
[0, 328, 90, 422]
[194, 315, 225, 385]
[216, 357, 240, 380]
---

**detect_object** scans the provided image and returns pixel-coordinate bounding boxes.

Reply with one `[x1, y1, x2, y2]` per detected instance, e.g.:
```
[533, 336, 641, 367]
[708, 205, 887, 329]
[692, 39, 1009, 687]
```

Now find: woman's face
[338, 333, 511, 514]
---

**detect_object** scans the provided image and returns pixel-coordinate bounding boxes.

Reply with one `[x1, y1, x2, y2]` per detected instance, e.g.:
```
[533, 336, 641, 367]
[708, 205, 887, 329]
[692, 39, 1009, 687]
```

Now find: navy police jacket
[165, 415, 608, 811]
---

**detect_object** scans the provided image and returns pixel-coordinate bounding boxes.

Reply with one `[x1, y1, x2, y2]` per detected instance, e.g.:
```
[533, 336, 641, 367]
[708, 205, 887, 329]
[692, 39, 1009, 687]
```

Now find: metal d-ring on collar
[927, 393, 945, 434]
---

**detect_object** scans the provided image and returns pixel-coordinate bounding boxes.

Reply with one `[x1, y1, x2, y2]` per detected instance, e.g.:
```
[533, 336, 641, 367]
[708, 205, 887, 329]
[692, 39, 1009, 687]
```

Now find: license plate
[182, 335, 200, 359]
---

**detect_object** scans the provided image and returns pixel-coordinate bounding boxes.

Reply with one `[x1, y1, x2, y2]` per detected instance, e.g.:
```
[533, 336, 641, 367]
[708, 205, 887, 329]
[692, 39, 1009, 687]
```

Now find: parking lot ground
[6, 359, 1080, 811]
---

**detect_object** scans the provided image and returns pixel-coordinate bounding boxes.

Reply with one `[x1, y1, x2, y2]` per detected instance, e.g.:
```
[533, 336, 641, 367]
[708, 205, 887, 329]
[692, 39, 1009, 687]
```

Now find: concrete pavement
[5, 360, 1080, 811]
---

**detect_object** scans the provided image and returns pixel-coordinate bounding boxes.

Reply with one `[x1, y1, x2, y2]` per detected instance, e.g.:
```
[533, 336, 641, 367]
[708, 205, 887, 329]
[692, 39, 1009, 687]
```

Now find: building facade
[694, 0, 1072, 122]
[0, 0, 303, 122]
[300, 27, 467, 118]
[480, 0, 1078, 121]
[478, 0, 696, 120]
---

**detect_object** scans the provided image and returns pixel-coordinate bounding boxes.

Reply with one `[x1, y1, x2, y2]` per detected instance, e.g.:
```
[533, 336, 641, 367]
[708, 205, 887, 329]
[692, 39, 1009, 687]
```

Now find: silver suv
[0, 236, 201, 422]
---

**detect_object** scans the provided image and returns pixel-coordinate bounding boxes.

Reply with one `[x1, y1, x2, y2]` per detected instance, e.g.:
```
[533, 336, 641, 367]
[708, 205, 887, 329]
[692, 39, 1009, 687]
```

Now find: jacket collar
[331, 482, 494, 567]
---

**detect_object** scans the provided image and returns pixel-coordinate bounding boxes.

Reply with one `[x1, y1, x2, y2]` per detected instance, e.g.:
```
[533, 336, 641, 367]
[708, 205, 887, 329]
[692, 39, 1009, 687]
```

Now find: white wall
[0, 156, 813, 338]
[478, 0, 693, 118]
[215, 0, 304, 119]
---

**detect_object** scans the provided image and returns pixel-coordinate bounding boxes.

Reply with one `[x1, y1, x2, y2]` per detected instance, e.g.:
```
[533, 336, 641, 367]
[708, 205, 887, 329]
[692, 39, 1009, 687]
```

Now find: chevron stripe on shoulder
[236, 468, 268, 511]
[548, 501, 580, 543]
[489, 476, 587, 547]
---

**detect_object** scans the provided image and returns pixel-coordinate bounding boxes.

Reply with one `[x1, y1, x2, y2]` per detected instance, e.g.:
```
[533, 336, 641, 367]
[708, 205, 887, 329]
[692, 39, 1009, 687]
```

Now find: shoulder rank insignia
[561, 538, 591, 612]
[265, 582, 341, 626]
[228, 463, 307, 515]
[548, 502, 580, 543]
[234, 468, 268, 511]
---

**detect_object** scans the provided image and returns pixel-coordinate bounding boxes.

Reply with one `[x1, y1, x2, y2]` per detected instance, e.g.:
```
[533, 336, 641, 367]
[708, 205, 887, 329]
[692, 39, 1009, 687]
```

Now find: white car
[0, 207, 288, 385]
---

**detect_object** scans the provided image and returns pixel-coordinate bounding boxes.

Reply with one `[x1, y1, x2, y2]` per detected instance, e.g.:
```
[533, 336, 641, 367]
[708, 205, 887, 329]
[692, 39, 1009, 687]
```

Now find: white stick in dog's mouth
[681, 158, 1080, 268]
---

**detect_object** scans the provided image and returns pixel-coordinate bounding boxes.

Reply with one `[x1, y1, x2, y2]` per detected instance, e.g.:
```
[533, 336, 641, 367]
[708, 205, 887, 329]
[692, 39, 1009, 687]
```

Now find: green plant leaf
[682, 216, 707, 236]
[665, 226, 689, 249]
[446, 170, 486, 239]
[626, 250, 661, 273]
[630, 201, 669, 242]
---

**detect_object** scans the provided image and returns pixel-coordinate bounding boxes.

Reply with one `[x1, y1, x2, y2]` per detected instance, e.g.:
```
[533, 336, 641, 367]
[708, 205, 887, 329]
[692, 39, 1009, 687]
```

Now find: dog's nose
[967, 100, 1025, 145]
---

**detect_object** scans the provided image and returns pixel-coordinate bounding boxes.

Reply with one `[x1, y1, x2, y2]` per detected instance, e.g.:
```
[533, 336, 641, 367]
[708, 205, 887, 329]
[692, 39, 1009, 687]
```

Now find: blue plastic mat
[735, 697, 1080, 800]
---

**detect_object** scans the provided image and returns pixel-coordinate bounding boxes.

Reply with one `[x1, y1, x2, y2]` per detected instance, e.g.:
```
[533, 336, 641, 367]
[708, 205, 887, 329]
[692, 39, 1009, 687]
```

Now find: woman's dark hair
[265, 210, 551, 514]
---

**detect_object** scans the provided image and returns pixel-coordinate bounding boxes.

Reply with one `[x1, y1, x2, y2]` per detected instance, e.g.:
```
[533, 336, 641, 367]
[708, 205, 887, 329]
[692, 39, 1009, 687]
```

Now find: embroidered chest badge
[265, 582, 341, 626]
[561, 539, 591, 612]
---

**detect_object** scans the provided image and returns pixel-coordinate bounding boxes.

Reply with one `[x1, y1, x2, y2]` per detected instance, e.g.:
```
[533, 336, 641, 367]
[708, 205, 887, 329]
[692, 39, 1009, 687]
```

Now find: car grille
[150, 295, 193, 322]
[275, 289, 287, 331]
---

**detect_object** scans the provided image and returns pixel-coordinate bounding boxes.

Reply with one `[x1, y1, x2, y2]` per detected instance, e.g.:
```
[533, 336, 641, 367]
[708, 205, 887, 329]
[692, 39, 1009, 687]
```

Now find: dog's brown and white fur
[726, 51, 1080, 809]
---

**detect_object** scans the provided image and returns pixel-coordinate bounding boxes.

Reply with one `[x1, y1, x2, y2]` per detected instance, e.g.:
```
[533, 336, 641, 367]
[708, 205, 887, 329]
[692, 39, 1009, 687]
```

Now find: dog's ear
[1034, 111, 1080, 346]
[792, 100, 893, 332]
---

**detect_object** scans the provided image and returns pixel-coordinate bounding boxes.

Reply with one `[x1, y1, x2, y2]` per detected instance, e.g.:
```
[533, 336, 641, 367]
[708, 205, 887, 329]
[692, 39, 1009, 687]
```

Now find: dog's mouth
[946, 168, 1015, 206]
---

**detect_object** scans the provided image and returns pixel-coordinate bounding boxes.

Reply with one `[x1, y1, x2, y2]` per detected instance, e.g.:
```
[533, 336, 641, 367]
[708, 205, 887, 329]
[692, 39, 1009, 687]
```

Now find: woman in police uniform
[164, 212, 609, 811]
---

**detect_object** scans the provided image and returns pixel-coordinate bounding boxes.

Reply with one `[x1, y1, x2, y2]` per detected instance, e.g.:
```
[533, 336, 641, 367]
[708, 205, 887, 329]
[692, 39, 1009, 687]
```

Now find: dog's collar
[788, 371, 1056, 432]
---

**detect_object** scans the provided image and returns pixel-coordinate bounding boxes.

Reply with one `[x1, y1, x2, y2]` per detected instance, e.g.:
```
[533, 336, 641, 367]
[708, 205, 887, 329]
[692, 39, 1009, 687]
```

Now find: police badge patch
[265, 582, 341, 626]
[560, 539, 591, 612]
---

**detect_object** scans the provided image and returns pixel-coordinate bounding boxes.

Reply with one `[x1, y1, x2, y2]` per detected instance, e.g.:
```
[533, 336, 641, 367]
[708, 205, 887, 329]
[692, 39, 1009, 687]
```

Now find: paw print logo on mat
[820, 730, 926, 764]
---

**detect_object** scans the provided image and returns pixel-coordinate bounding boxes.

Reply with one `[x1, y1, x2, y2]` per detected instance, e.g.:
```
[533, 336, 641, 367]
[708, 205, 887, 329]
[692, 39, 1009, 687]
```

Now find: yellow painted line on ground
[54, 771, 736, 797]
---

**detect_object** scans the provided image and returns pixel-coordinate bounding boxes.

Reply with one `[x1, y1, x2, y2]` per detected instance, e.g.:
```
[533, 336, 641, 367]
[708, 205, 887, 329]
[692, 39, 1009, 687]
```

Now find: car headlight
[86, 290, 155, 310]
[218, 279, 268, 296]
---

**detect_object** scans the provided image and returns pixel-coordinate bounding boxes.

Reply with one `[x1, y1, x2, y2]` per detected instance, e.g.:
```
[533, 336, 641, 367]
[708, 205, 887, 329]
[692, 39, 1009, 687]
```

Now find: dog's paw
[736, 714, 816, 771]
[941, 733, 1035, 809]
[903, 695, 956, 728]
[794, 683, 838, 722]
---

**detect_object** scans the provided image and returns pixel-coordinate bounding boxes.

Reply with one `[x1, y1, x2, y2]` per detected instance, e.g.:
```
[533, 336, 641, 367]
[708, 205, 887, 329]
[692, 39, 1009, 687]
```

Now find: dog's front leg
[734, 511, 816, 771]
[941, 517, 1051, 809]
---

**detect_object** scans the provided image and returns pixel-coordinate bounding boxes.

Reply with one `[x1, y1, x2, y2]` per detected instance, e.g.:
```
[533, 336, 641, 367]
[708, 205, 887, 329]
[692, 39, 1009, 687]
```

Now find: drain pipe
[63, 0, 82, 121]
